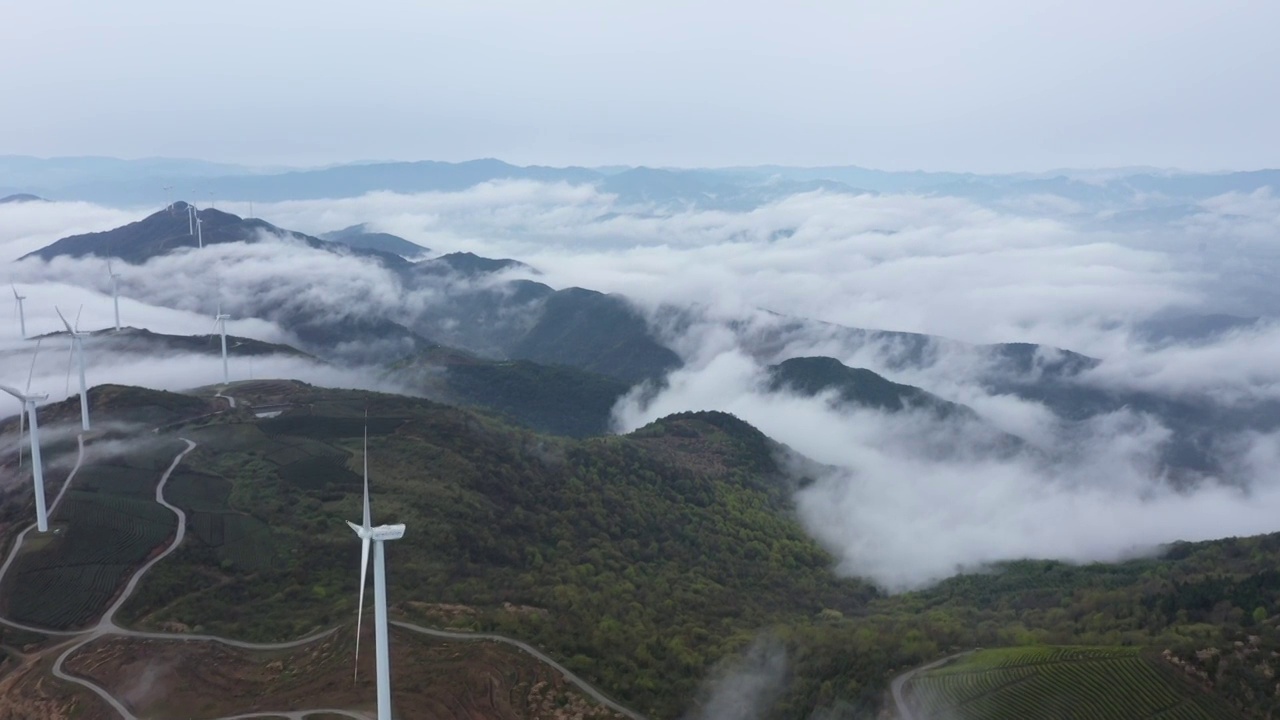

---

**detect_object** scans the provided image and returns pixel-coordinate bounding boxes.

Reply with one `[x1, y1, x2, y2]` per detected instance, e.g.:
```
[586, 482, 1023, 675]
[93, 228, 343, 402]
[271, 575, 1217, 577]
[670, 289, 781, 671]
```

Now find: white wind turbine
[213, 304, 230, 385]
[1, 342, 50, 532]
[196, 215, 204, 249]
[187, 204, 195, 235]
[348, 424, 405, 720]
[12, 285, 26, 339]
[107, 260, 122, 331]
[56, 306, 90, 431]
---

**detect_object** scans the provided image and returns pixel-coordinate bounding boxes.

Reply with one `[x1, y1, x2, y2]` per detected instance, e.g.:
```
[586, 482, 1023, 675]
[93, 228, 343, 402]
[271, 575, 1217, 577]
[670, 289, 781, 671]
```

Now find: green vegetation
[4, 494, 172, 629]
[8, 382, 1280, 719]
[117, 389, 873, 716]
[905, 646, 1237, 720]
[392, 350, 632, 437]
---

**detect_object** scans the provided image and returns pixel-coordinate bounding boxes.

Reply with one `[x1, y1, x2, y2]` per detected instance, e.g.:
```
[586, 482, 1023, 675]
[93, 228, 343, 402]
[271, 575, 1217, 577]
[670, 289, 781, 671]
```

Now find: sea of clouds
[4, 181, 1280, 589]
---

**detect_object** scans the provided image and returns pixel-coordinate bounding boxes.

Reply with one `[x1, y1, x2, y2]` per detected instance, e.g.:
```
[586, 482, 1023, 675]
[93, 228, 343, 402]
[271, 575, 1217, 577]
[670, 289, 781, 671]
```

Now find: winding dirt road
[889, 651, 975, 720]
[0, 422, 646, 720]
[391, 621, 646, 720]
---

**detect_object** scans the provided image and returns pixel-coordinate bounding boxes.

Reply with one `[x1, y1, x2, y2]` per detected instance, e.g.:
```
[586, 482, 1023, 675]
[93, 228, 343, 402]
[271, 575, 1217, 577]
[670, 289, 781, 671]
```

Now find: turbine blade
[74, 305, 83, 332]
[55, 306, 73, 334]
[10, 284, 17, 299]
[0, 384, 25, 401]
[354, 535, 370, 682]
[363, 420, 371, 530]
[26, 339, 41, 394]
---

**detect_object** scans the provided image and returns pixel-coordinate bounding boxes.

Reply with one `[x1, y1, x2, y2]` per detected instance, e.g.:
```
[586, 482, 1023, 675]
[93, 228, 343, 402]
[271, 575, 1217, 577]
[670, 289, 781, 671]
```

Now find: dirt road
[890, 650, 975, 720]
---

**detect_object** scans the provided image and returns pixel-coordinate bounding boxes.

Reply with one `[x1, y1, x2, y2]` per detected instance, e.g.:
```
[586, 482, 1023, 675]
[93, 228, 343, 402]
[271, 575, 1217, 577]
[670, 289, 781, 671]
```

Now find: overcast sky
[3, 0, 1278, 172]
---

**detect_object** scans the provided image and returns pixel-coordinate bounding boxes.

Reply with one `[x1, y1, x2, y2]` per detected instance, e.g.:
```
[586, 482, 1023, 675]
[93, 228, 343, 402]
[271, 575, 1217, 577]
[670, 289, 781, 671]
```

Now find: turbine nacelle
[347, 521, 406, 542]
[0, 385, 47, 404]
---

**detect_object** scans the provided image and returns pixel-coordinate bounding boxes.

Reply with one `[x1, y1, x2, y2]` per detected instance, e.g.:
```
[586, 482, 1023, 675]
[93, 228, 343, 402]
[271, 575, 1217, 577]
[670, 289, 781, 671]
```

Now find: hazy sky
[3, 0, 1278, 171]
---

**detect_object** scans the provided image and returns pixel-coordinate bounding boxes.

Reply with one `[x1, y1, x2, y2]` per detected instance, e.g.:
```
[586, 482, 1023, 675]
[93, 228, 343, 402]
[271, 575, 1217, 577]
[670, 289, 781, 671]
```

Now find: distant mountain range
[3, 155, 1276, 209]
[21, 203, 1280, 480]
[0, 193, 47, 204]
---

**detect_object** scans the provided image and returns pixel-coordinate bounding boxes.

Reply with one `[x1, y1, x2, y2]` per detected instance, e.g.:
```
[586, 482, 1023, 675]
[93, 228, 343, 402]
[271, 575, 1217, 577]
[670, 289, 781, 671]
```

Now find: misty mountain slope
[767, 356, 968, 418]
[413, 251, 531, 278]
[509, 287, 682, 384]
[1134, 313, 1264, 346]
[90, 383, 873, 717]
[22, 202, 409, 269]
[390, 348, 630, 437]
[287, 313, 435, 363]
[403, 277, 554, 359]
[737, 314, 1278, 475]
[766, 356, 1029, 459]
[31, 326, 318, 361]
[748, 314, 1100, 380]
[320, 223, 428, 258]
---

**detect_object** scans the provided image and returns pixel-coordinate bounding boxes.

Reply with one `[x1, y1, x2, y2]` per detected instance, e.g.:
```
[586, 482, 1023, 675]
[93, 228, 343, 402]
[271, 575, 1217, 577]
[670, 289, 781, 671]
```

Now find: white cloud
[8, 186, 1280, 591]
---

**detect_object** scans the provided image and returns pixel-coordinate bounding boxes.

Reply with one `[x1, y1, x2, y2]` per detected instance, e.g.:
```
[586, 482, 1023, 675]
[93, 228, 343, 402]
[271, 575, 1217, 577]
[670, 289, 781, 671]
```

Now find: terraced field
[904, 646, 1240, 720]
[3, 492, 175, 628]
[0, 439, 187, 629]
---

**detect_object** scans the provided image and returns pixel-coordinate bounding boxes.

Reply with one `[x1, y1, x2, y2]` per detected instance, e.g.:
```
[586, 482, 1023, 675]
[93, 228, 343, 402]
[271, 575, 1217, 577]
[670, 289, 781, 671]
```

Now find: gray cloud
[688, 635, 788, 720]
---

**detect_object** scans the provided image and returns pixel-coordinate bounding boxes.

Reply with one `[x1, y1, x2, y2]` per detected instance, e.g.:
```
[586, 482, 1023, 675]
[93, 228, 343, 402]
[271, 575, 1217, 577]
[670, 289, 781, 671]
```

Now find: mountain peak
[20, 203, 412, 270]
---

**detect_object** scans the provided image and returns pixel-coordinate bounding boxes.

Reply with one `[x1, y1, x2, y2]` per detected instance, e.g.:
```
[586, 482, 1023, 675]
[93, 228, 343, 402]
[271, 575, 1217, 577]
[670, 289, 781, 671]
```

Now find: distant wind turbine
[12, 285, 26, 339]
[213, 304, 230, 384]
[187, 204, 195, 235]
[56, 306, 90, 431]
[196, 216, 204, 249]
[348, 422, 405, 720]
[107, 260, 122, 331]
[1, 341, 51, 532]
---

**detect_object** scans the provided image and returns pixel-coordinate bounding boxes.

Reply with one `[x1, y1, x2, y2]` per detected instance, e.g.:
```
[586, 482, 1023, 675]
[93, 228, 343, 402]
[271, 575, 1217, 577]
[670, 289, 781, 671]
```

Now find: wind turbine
[107, 260, 122, 331]
[187, 204, 195, 235]
[56, 306, 90, 431]
[213, 305, 230, 384]
[12, 285, 26, 339]
[196, 216, 204, 249]
[1, 341, 50, 532]
[348, 424, 405, 720]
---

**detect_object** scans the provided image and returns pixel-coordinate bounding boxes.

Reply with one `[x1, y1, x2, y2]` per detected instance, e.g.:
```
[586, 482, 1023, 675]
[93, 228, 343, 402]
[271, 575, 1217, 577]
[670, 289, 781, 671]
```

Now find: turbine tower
[12, 285, 26, 339]
[1, 342, 50, 532]
[187, 204, 195, 235]
[107, 260, 122, 331]
[56, 306, 90, 431]
[213, 305, 230, 384]
[348, 425, 405, 720]
[196, 216, 204, 249]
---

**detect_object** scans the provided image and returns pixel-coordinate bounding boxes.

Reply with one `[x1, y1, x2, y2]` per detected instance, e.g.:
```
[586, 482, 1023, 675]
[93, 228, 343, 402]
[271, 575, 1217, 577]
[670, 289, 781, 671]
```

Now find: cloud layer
[5, 182, 1280, 589]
